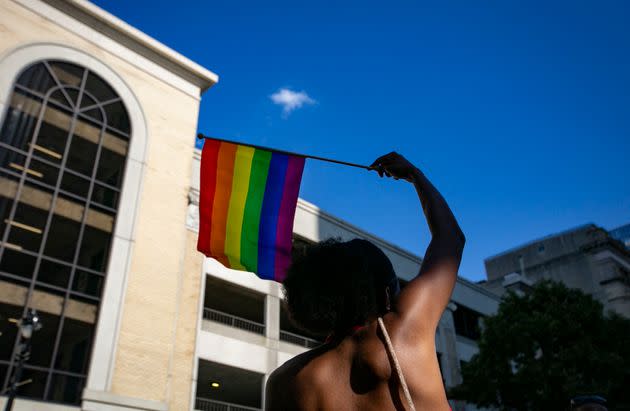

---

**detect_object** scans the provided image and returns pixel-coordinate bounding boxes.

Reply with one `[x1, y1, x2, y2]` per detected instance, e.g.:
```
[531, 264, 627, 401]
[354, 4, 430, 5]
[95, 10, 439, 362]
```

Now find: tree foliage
[449, 280, 630, 410]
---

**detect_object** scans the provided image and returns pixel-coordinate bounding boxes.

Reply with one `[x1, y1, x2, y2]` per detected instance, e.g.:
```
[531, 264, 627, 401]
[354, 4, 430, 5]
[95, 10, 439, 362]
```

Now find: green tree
[449, 280, 630, 410]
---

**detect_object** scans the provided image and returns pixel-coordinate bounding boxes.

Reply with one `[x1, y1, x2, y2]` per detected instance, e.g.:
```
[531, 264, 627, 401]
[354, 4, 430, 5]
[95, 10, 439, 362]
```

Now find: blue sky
[94, 0, 629, 282]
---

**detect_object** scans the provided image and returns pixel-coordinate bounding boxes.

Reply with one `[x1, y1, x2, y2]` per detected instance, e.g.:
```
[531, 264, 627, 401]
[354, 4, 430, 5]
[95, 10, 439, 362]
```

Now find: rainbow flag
[197, 138, 305, 282]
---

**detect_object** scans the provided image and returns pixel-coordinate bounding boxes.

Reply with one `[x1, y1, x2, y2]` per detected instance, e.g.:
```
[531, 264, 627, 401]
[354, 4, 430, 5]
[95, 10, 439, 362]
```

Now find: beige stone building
[0, 1, 500, 410]
[0, 0, 217, 409]
[481, 224, 630, 318]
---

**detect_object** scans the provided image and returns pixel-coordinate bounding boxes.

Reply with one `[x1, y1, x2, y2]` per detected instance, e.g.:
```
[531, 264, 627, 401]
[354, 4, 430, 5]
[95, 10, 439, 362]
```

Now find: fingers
[368, 151, 419, 183]
[369, 151, 398, 169]
[367, 164, 394, 179]
[367, 164, 384, 177]
[367, 164, 387, 178]
[368, 151, 407, 180]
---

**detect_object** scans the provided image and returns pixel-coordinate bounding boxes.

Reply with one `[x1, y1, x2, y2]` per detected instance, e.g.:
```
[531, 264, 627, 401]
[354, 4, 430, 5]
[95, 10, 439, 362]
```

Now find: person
[265, 152, 465, 410]
[570, 395, 608, 411]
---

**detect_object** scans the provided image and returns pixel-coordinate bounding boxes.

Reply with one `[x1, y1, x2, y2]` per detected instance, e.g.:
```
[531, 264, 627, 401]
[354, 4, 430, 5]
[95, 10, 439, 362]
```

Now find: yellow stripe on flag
[225, 145, 255, 270]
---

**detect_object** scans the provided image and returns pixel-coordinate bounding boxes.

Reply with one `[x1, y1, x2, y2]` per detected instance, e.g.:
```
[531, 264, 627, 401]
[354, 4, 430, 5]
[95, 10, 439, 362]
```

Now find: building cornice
[295, 199, 502, 301]
[456, 275, 503, 301]
[484, 223, 597, 262]
[25, 0, 218, 94]
[296, 198, 423, 265]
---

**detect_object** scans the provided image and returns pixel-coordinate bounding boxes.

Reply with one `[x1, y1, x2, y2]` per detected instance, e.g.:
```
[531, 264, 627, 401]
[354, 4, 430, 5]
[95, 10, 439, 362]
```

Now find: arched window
[0, 60, 131, 405]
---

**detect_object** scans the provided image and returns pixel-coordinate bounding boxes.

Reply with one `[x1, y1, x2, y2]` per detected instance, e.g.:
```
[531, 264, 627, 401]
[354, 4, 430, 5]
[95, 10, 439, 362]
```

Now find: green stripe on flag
[240, 149, 272, 273]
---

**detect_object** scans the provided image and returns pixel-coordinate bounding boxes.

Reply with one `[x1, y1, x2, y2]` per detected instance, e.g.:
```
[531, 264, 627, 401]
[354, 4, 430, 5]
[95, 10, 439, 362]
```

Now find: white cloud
[270, 88, 316, 117]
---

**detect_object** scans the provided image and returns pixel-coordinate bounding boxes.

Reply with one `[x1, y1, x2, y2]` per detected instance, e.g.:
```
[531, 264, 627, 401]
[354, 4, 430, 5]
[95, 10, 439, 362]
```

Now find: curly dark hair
[282, 238, 398, 337]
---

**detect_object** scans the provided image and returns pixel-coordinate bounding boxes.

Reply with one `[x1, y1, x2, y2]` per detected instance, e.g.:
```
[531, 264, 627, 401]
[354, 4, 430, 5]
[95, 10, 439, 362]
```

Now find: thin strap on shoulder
[377, 317, 416, 411]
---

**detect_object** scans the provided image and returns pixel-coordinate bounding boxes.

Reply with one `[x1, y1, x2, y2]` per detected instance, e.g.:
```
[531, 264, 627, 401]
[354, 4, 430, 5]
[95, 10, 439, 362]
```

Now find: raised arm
[370, 152, 465, 340]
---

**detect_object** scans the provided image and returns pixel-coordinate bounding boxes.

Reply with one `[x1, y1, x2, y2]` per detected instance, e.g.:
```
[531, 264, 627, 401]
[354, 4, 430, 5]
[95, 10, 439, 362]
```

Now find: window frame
[0, 59, 133, 404]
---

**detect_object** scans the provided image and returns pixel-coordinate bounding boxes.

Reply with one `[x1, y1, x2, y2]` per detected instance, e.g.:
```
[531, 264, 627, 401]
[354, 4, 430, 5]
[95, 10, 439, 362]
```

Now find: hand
[368, 152, 419, 182]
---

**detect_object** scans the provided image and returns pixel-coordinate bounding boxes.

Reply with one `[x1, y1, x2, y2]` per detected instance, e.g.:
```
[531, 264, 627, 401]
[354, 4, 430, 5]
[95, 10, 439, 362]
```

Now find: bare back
[267, 154, 464, 411]
[265, 313, 450, 411]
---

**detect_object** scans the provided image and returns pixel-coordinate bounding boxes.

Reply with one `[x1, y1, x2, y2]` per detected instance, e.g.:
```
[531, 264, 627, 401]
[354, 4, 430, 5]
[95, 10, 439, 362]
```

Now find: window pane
[78, 220, 112, 272]
[54, 314, 93, 373]
[0, 202, 8, 237]
[0, 364, 7, 392]
[72, 270, 103, 298]
[81, 108, 103, 123]
[14, 367, 48, 400]
[103, 101, 130, 133]
[66, 125, 100, 176]
[60, 171, 90, 199]
[96, 147, 126, 188]
[33, 116, 69, 164]
[73, 111, 102, 147]
[65, 293, 97, 326]
[80, 94, 97, 110]
[0, 96, 38, 151]
[28, 286, 63, 368]
[6, 200, 47, 253]
[4, 181, 55, 255]
[453, 304, 482, 340]
[0, 249, 36, 280]
[91, 183, 119, 209]
[24, 158, 60, 188]
[44, 212, 82, 263]
[1, 150, 27, 176]
[0, 298, 27, 361]
[49, 89, 73, 109]
[49, 61, 84, 88]
[69, 90, 82, 109]
[16, 63, 55, 94]
[40, 104, 72, 149]
[84, 72, 117, 103]
[48, 373, 84, 404]
[37, 259, 72, 289]
[5, 154, 59, 193]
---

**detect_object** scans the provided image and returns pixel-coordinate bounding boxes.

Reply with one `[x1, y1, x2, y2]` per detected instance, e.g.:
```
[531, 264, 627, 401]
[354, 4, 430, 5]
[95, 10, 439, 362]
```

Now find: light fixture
[20, 322, 33, 339]
[1, 242, 22, 251]
[5, 219, 42, 234]
[29, 143, 62, 159]
[211, 382, 220, 388]
[19, 310, 41, 339]
[9, 163, 43, 178]
[4, 309, 42, 411]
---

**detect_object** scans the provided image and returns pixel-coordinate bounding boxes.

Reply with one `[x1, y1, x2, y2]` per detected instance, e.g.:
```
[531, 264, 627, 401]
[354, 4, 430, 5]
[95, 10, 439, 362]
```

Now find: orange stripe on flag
[210, 142, 237, 266]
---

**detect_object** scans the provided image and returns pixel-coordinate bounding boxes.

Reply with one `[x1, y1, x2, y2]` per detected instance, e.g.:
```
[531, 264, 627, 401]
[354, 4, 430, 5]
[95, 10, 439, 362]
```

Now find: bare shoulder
[265, 346, 331, 410]
[265, 362, 291, 410]
[265, 356, 299, 409]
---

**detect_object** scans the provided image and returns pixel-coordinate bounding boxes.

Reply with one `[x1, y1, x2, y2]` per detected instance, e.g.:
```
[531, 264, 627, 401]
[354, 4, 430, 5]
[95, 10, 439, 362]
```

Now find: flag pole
[197, 133, 370, 170]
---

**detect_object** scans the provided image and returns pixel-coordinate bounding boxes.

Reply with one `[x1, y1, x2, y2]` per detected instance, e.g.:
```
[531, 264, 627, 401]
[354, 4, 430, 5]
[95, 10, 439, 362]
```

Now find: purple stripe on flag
[257, 153, 289, 280]
[273, 155, 305, 282]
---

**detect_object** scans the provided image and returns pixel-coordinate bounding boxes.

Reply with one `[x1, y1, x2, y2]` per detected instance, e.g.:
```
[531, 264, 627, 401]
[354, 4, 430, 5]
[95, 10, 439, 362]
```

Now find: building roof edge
[49, 0, 219, 91]
[484, 223, 598, 262]
[457, 276, 503, 301]
[296, 198, 423, 264]
[297, 198, 501, 300]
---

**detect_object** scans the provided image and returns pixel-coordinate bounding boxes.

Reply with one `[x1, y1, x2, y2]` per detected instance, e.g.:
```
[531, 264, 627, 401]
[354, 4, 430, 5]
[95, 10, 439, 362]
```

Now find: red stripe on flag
[210, 142, 238, 267]
[197, 139, 221, 255]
